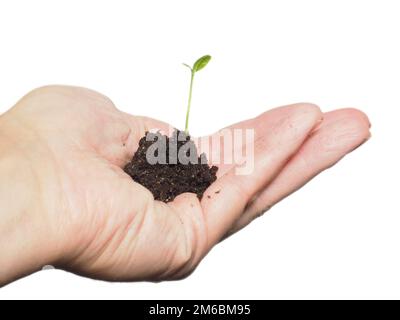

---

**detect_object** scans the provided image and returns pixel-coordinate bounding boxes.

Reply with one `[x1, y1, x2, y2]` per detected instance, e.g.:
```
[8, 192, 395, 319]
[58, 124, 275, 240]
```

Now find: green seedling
[183, 55, 212, 134]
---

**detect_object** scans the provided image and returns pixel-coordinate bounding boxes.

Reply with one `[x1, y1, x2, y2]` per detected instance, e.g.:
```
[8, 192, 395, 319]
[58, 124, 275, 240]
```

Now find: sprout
[183, 55, 212, 134]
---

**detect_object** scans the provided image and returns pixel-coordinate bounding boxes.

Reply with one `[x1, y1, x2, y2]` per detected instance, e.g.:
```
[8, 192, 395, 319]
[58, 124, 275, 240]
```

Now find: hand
[0, 86, 370, 286]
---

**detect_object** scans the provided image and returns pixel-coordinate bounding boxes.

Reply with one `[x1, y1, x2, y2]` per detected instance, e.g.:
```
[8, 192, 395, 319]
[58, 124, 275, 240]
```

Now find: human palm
[2, 85, 370, 282]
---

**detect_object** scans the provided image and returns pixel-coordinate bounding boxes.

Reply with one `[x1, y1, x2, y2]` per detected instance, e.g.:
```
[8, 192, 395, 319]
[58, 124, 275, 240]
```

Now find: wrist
[0, 112, 62, 286]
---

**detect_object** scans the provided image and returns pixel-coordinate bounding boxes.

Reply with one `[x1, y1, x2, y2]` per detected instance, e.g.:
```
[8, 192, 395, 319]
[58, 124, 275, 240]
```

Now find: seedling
[124, 55, 218, 203]
[183, 55, 212, 134]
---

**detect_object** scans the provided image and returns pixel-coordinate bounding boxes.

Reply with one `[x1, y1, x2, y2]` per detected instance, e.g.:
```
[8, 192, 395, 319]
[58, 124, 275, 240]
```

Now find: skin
[0, 86, 370, 286]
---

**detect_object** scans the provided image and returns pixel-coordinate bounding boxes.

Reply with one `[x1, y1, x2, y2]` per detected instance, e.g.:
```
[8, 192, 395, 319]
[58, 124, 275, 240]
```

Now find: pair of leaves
[183, 55, 211, 73]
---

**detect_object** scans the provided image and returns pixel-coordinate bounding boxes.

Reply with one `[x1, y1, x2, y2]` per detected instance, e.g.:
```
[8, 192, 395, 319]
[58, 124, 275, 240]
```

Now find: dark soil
[124, 130, 218, 202]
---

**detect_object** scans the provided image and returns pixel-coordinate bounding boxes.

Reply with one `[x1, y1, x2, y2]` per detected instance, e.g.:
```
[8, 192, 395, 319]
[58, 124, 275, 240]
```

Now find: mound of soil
[124, 130, 218, 202]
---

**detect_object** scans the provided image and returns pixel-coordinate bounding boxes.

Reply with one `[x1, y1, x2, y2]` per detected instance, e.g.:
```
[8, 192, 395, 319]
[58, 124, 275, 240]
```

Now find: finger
[227, 108, 371, 236]
[198, 103, 322, 177]
[199, 103, 323, 249]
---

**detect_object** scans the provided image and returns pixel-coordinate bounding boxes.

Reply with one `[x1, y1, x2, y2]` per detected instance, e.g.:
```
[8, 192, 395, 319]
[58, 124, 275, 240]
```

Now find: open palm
[4, 85, 370, 282]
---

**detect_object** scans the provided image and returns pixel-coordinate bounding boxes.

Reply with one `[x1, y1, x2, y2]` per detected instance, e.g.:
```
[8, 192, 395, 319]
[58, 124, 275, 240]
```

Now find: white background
[0, 0, 399, 299]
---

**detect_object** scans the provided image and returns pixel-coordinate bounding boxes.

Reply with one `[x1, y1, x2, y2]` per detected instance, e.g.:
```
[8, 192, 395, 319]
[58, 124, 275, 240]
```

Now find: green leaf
[192, 55, 211, 72]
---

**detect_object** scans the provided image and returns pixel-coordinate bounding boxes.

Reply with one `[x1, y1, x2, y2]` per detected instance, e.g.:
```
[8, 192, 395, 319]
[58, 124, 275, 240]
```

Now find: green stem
[185, 70, 195, 134]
